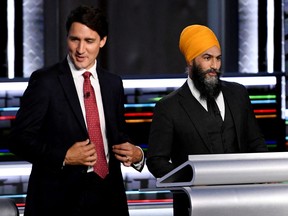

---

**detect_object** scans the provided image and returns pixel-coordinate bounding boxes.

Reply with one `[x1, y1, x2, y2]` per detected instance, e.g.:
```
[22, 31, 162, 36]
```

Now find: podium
[155, 152, 288, 216]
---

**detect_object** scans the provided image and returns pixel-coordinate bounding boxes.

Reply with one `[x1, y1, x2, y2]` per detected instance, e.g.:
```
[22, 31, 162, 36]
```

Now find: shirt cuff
[132, 146, 145, 171]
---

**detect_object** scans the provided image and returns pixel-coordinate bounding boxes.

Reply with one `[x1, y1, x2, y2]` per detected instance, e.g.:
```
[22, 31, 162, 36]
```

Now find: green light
[0, 153, 14, 156]
[249, 95, 276, 99]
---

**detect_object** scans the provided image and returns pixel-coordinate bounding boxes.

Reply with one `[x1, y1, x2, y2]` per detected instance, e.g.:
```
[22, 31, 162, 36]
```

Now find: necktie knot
[83, 71, 91, 80]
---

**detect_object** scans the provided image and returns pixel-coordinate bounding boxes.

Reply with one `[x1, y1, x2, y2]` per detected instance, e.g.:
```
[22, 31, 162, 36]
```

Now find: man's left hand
[112, 142, 143, 167]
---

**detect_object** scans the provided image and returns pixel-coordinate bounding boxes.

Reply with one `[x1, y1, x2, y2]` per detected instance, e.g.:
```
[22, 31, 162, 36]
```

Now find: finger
[77, 139, 90, 147]
[114, 153, 128, 163]
[125, 155, 133, 164]
[123, 156, 132, 167]
[86, 143, 96, 152]
[113, 142, 131, 150]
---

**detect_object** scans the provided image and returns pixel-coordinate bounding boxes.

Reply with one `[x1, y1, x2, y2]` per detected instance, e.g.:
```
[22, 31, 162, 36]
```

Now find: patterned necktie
[82, 71, 108, 178]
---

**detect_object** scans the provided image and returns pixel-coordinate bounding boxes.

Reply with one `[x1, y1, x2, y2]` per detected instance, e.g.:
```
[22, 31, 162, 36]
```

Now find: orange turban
[179, 25, 220, 63]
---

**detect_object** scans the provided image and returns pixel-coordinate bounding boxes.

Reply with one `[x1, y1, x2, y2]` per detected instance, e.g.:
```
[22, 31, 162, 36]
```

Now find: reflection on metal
[184, 184, 288, 216]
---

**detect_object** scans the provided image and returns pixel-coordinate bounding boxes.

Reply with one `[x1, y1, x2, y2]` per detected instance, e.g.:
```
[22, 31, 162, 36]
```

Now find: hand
[112, 142, 143, 167]
[64, 139, 97, 167]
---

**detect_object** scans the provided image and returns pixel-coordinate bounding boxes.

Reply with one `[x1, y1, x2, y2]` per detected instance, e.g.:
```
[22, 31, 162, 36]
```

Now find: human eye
[86, 38, 95, 44]
[203, 55, 211, 61]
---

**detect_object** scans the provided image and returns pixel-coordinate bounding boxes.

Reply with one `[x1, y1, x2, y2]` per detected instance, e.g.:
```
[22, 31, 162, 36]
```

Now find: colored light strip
[255, 114, 277, 119]
[250, 100, 276, 104]
[125, 103, 155, 108]
[128, 199, 173, 204]
[0, 194, 26, 199]
[249, 95, 276, 99]
[266, 140, 277, 145]
[16, 203, 26, 207]
[0, 107, 278, 123]
[0, 107, 19, 111]
[0, 149, 10, 153]
[2, 195, 174, 208]
[0, 153, 14, 157]
[126, 119, 152, 123]
[254, 109, 276, 114]
[125, 112, 153, 117]
[0, 116, 16, 120]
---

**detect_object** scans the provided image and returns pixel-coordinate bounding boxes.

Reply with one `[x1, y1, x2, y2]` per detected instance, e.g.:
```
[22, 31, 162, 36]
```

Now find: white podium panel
[155, 152, 288, 216]
[157, 152, 288, 187]
[185, 184, 288, 216]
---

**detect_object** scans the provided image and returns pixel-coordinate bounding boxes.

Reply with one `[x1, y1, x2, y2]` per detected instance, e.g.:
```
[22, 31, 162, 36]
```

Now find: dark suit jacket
[9, 59, 133, 216]
[147, 80, 268, 178]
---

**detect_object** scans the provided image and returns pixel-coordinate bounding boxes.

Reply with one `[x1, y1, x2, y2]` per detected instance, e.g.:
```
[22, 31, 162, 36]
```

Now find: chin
[74, 63, 87, 70]
[205, 75, 219, 84]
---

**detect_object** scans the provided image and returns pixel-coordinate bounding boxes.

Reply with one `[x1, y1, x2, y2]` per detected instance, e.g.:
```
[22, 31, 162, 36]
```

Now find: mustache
[204, 69, 222, 75]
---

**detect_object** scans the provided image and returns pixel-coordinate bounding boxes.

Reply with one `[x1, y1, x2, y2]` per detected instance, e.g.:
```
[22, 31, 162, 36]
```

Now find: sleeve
[146, 100, 176, 178]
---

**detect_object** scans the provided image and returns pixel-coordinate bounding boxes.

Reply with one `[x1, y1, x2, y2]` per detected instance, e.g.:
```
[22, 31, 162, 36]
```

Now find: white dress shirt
[187, 76, 225, 120]
[67, 56, 109, 165]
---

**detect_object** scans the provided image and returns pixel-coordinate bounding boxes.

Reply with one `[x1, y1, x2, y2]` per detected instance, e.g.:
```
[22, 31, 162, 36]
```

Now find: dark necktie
[83, 71, 108, 178]
[207, 98, 223, 125]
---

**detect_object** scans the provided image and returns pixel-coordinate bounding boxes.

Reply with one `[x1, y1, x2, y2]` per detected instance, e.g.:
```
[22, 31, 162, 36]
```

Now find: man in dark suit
[9, 5, 144, 216]
[146, 24, 268, 216]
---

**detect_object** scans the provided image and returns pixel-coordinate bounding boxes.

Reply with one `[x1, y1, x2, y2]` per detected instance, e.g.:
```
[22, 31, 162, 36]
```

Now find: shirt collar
[187, 75, 206, 104]
[187, 75, 223, 106]
[67, 55, 98, 80]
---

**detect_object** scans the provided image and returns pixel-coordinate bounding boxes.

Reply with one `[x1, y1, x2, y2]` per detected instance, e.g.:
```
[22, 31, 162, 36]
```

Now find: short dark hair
[66, 5, 108, 39]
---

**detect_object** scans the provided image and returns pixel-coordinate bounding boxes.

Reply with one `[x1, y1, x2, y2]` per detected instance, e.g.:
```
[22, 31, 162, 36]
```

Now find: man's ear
[100, 36, 107, 48]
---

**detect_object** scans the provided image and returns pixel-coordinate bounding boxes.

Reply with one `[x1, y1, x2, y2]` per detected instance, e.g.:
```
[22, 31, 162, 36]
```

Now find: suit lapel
[221, 82, 242, 149]
[96, 67, 109, 111]
[57, 60, 87, 133]
[177, 82, 213, 152]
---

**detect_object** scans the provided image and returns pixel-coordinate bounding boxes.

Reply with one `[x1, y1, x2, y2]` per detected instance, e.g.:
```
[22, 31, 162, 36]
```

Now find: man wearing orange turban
[179, 24, 220, 63]
[147, 24, 267, 216]
[178, 24, 222, 100]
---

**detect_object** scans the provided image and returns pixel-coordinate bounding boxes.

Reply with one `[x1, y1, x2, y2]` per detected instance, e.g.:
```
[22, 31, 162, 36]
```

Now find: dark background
[0, 0, 284, 77]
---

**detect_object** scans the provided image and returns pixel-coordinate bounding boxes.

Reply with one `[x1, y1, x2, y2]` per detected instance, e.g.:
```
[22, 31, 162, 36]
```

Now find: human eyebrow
[68, 35, 79, 40]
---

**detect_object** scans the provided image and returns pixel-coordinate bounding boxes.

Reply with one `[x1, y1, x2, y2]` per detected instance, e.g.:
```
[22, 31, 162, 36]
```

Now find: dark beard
[191, 62, 222, 100]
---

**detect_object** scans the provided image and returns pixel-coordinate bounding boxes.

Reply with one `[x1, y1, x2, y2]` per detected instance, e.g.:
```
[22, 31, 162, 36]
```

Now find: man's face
[190, 46, 222, 100]
[67, 22, 107, 70]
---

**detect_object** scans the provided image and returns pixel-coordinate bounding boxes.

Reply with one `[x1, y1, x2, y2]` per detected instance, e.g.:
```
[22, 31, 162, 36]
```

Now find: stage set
[0, 73, 287, 215]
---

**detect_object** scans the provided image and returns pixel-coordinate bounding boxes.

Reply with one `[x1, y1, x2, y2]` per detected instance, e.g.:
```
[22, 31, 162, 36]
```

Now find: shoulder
[30, 60, 68, 79]
[26, 60, 69, 93]
[156, 82, 188, 107]
[221, 80, 250, 104]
